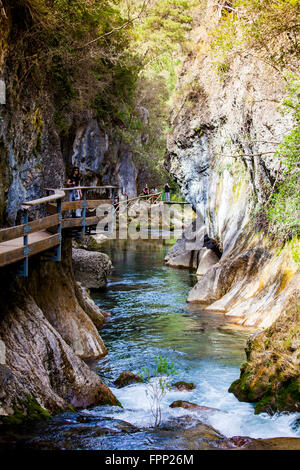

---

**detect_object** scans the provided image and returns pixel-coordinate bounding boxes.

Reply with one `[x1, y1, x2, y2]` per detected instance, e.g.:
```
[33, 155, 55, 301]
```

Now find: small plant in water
[139, 355, 177, 428]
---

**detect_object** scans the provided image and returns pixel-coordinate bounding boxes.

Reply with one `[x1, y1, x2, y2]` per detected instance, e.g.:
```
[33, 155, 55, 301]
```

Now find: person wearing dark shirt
[66, 167, 82, 217]
[164, 183, 170, 202]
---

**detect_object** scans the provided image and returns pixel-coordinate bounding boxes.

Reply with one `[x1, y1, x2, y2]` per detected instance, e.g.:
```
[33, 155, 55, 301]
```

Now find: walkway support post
[81, 189, 87, 237]
[16, 208, 30, 277]
[53, 197, 62, 262]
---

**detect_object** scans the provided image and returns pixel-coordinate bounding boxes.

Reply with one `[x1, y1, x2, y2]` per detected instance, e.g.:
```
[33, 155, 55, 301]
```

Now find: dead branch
[0, 0, 7, 20]
[217, 151, 276, 159]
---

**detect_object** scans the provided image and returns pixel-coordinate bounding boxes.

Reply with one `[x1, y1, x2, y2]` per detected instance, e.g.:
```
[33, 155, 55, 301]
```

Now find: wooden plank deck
[0, 216, 104, 268]
[0, 186, 117, 272]
[0, 231, 59, 268]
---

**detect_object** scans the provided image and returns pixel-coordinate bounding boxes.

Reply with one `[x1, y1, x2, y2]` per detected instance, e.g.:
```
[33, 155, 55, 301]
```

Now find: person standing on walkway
[151, 187, 158, 204]
[164, 183, 170, 202]
[66, 166, 82, 217]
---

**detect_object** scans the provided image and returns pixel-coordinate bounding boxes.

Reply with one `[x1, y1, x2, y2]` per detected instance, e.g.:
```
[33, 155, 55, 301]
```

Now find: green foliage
[114, 0, 198, 188]
[266, 74, 300, 240]
[211, 0, 300, 73]
[139, 354, 177, 427]
[5, 0, 197, 187]
[131, 0, 193, 61]
[8, 0, 135, 123]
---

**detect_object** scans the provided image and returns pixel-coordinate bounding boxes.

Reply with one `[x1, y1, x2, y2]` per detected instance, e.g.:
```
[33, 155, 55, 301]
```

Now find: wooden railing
[0, 189, 65, 275]
[0, 186, 119, 275]
[47, 186, 117, 236]
[114, 191, 163, 213]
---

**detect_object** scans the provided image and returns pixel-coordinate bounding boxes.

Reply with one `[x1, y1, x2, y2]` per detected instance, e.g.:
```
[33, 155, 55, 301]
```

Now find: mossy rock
[1, 394, 52, 426]
[254, 377, 300, 414]
[113, 371, 143, 388]
[230, 372, 300, 415]
[173, 381, 196, 391]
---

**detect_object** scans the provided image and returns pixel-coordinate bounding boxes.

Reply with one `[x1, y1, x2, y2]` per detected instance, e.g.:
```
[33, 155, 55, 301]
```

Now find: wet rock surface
[113, 371, 144, 388]
[172, 382, 196, 392]
[0, 413, 299, 450]
[229, 302, 300, 414]
[170, 401, 215, 411]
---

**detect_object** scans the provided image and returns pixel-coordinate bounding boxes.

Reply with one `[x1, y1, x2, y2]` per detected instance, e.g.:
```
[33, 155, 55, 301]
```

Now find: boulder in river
[72, 248, 112, 289]
[169, 400, 221, 413]
[165, 250, 200, 270]
[113, 371, 143, 388]
[172, 381, 196, 391]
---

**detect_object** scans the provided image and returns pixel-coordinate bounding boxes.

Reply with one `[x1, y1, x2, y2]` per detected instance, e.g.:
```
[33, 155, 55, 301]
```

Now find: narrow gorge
[0, 0, 299, 451]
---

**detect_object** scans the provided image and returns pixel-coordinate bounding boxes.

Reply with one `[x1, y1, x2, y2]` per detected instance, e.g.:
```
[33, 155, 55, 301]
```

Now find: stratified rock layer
[0, 238, 119, 423]
[165, 1, 300, 413]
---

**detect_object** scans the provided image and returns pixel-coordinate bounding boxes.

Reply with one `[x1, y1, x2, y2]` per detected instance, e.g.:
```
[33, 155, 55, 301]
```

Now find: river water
[1, 238, 299, 450]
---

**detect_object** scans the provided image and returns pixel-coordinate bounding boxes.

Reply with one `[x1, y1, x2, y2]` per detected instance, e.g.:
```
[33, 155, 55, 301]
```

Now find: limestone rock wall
[165, 1, 299, 329]
[0, 238, 120, 423]
[72, 120, 137, 198]
[165, 1, 299, 413]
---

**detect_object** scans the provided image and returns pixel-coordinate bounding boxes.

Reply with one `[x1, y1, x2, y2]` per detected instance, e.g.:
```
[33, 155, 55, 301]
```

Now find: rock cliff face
[0, 62, 138, 227]
[72, 120, 137, 197]
[0, 97, 138, 226]
[165, 1, 299, 413]
[0, 7, 127, 425]
[0, 238, 120, 424]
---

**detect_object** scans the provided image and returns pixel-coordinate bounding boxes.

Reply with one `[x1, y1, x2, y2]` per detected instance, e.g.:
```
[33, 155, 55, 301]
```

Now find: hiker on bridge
[151, 187, 159, 204]
[143, 184, 150, 196]
[66, 166, 82, 217]
[113, 194, 120, 211]
[164, 183, 170, 202]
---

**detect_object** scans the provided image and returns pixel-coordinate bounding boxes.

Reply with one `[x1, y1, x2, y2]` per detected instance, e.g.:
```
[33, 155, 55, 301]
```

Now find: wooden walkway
[0, 186, 117, 275]
[0, 186, 190, 276]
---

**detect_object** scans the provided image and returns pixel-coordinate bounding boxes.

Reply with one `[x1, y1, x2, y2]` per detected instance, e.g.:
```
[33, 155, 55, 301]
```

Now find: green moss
[96, 389, 123, 408]
[290, 237, 300, 264]
[232, 180, 242, 200]
[104, 395, 123, 408]
[254, 394, 274, 414]
[254, 378, 300, 414]
[1, 394, 51, 425]
[228, 372, 252, 398]
[276, 378, 300, 410]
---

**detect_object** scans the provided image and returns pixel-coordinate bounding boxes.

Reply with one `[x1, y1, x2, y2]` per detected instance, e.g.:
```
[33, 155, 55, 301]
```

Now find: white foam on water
[99, 367, 300, 439]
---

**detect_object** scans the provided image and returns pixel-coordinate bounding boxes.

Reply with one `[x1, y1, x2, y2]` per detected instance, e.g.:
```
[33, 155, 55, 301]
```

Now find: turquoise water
[1, 238, 298, 450]
[88, 239, 299, 442]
